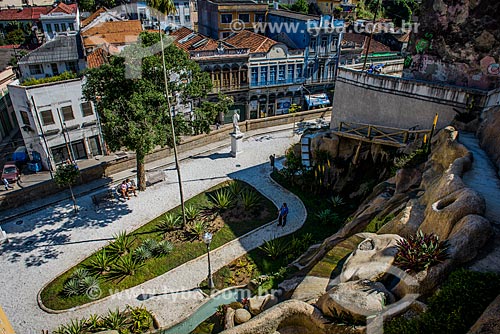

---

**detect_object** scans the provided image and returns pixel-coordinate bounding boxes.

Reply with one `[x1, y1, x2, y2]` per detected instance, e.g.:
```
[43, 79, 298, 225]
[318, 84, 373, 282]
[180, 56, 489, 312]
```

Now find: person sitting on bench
[126, 178, 137, 197]
[120, 180, 130, 200]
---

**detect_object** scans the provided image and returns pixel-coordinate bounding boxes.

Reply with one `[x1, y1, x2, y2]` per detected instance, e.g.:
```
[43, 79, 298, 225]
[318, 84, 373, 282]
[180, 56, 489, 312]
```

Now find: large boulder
[291, 276, 331, 304]
[224, 307, 235, 329]
[234, 309, 252, 324]
[468, 294, 500, 334]
[420, 187, 485, 240]
[311, 134, 340, 159]
[447, 214, 492, 264]
[316, 280, 395, 323]
[340, 233, 402, 283]
[248, 294, 279, 316]
[378, 199, 425, 236]
[478, 107, 500, 171]
[395, 168, 422, 194]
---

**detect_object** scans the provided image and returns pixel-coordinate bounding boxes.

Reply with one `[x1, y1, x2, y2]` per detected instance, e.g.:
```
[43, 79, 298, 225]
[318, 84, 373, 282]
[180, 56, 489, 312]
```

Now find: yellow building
[316, 0, 358, 16]
[197, 0, 268, 39]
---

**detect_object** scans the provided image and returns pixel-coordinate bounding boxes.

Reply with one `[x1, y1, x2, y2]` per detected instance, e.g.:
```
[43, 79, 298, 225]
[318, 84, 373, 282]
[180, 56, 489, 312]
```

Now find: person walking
[3, 178, 13, 190]
[277, 202, 288, 227]
[269, 154, 275, 171]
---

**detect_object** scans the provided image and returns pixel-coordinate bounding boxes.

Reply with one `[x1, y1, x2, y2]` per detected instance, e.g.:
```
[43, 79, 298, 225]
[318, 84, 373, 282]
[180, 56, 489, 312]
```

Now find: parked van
[2, 162, 20, 183]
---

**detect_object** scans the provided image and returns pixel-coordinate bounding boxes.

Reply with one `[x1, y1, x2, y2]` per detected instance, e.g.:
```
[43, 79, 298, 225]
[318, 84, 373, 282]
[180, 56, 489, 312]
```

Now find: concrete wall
[331, 68, 489, 130]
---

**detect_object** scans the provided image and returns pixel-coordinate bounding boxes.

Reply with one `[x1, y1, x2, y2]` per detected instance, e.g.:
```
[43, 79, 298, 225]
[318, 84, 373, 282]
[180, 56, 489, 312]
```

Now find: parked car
[2, 162, 20, 183]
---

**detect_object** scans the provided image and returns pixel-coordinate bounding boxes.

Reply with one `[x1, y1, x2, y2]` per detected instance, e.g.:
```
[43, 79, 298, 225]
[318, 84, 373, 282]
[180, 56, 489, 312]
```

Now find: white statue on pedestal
[232, 110, 241, 134]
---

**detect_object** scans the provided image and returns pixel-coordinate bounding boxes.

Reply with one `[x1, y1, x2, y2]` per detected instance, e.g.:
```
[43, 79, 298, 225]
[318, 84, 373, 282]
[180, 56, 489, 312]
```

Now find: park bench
[146, 171, 166, 187]
[91, 189, 116, 209]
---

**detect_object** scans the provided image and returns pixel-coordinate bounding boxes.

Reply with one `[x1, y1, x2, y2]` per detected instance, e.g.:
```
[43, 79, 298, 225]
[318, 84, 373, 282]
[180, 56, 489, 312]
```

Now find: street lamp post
[202, 232, 214, 289]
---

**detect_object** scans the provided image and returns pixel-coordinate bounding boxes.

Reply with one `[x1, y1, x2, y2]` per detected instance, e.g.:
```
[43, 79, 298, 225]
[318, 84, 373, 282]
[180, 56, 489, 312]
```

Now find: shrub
[134, 245, 153, 262]
[328, 195, 345, 208]
[315, 209, 339, 225]
[53, 318, 87, 334]
[141, 239, 159, 253]
[227, 181, 242, 197]
[80, 276, 99, 294]
[22, 71, 78, 86]
[108, 231, 134, 257]
[129, 305, 154, 332]
[208, 189, 235, 211]
[240, 189, 261, 211]
[185, 204, 201, 221]
[385, 269, 500, 334]
[187, 221, 206, 241]
[156, 213, 182, 235]
[71, 268, 90, 280]
[259, 238, 290, 260]
[86, 249, 114, 275]
[364, 214, 395, 233]
[102, 308, 130, 331]
[106, 254, 144, 281]
[62, 278, 82, 297]
[155, 240, 174, 256]
[394, 230, 449, 273]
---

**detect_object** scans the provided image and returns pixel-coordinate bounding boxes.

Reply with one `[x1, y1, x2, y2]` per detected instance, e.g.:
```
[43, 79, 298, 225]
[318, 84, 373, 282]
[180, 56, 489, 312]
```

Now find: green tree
[290, 0, 309, 14]
[5, 29, 26, 45]
[83, 32, 212, 191]
[191, 94, 234, 135]
[54, 163, 80, 213]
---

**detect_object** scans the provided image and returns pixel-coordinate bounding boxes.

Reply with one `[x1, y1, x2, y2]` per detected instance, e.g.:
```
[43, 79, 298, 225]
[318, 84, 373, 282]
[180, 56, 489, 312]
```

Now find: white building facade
[40, 3, 80, 41]
[8, 78, 104, 170]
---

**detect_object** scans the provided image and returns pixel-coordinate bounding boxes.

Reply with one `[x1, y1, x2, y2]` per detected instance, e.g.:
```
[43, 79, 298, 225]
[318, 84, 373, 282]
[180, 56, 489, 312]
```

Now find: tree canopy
[83, 31, 212, 190]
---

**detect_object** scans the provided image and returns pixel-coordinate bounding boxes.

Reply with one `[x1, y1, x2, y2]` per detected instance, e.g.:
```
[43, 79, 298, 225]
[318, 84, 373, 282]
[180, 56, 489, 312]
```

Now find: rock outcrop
[468, 294, 500, 334]
[478, 107, 500, 172]
[234, 309, 252, 324]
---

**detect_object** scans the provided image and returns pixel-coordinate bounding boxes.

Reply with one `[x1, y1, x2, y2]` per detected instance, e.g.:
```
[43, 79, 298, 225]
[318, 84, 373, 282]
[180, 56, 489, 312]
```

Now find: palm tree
[147, 0, 187, 227]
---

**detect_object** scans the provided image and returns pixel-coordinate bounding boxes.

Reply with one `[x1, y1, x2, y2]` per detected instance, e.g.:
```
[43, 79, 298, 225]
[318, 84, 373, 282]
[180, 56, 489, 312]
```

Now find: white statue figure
[232, 110, 241, 134]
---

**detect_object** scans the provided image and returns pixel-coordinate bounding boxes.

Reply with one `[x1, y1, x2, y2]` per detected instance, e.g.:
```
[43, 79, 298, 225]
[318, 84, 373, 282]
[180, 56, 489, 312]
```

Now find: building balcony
[250, 77, 305, 88]
[190, 48, 249, 59]
[211, 84, 249, 93]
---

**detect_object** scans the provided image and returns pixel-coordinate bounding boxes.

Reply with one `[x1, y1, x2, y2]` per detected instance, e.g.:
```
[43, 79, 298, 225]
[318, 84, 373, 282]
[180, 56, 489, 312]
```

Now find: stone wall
[331, 68, 489, 130]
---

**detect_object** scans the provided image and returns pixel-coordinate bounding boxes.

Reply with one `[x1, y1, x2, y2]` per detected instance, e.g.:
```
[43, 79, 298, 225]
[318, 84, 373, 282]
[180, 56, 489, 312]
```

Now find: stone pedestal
[0, 226, 7, 244]
[230, 132, 244, 157]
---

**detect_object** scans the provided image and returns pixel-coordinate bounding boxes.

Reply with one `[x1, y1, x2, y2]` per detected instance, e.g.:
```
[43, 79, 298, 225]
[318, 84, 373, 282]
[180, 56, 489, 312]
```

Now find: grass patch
[364, 214, 395, 233]
[41, 180, 275, 310]
[385, 269, 500, 334]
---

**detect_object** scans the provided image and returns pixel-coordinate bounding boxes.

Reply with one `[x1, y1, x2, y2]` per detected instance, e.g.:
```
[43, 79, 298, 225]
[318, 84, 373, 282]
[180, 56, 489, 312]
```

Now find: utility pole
[362, 0, 382, 72]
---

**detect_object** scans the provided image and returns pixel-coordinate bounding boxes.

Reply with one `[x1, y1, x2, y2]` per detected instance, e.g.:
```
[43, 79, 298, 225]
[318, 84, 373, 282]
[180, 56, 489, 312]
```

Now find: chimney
[273, 1, 279, 10]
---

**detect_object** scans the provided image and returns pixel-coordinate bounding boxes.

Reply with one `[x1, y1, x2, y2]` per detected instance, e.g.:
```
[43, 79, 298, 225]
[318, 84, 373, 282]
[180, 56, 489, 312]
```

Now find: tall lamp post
[202, 232, 214, 289]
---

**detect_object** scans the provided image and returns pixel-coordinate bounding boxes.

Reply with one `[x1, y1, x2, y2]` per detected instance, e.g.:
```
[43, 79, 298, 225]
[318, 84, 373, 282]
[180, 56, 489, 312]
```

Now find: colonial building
[316, 0, 358, 17]
[39, 2, 79, 41]
[0, 68, 17, 142]
[225, 30, 305, 118]
[197, 0, 268, 39]
[81, 20, 143, 54]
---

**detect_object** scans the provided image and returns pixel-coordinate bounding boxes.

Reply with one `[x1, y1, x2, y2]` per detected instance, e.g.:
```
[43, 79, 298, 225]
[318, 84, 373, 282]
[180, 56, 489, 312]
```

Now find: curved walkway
[0, 127, 306, 333]
[459, 132, 500, 273]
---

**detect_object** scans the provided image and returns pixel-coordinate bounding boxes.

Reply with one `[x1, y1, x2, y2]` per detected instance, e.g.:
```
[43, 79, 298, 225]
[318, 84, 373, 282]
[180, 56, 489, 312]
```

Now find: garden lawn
[41, 181, 276, 310]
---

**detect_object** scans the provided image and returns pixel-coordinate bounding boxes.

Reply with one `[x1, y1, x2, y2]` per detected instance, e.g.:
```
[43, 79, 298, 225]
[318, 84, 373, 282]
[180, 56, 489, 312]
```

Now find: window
[185, 15, 190, 22]
[29, 64, 43, 75]
[297, 64, 303, 78]
[51, 63, 59, 76]
[71, 140, 87, 160]
[288, 64, 294, 81]
[269, 66, 277, 83]
[278, 65, 286, 82]
[251, 67, 258, 85]
[239, 13, 250, 22]
[255, 13, 265, 22]
[61, 105, 74, 121]
[260, 67, 267, 84]
[40, 110, 55, 125]
[61, 23, 67, 31]
[88, 136, 102, 156]
[80, 102, 93, 117]
[54, 23, 60, 32]
[221, 14, 232, 23]
[175, 16, 180, 24]
[183, 1, 189, 6]
[65, 61, 78, 72]
[20, 111, 30, 125]
[310, 38, 317, 52]
[45, 24, 52, 34]
[69, 23, 75, 31]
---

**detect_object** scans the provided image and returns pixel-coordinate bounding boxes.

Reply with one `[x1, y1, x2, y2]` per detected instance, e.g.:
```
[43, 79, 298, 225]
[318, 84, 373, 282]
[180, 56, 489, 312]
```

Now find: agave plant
[85, 313, 104, 331]
[185, 204, 201, 221]
[227, 181, 242, 197]
[156, 213, 182, 235]
[240, 189, 261, 211]
[187, 221, 206, 241]
[63, 277, 83, 297]
[70, 268, 90, 280]
[106, 254, 144, 281]
[108, 231, 133, 257]
[142, 239, 159, 253]
[155, 240, 174, 256]
[53, 318, 87, 334]
[128, 305, 154, 332]
[133, 245, 153, 262]
[208, 189, 234, 211]
[328, 195, 345, 208]
[259, 238, 290, 260]
[80, 276, 100, 293]
[102, 308, 130, 331]
[315, 209, 339, 225]
[394, 230, 449, 273]
[86, 249, 114, 275]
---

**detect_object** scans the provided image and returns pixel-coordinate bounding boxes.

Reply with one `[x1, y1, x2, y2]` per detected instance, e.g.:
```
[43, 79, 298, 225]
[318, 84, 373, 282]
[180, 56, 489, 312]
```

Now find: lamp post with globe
[202, 232, 215, 289]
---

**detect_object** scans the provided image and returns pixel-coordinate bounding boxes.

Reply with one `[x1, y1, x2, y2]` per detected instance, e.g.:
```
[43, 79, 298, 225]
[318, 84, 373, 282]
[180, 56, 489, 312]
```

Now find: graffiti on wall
[415, 33, 433, 54]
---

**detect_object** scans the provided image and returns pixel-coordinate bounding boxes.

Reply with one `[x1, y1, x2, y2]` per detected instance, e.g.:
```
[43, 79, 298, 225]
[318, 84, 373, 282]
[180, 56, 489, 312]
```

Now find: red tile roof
[86, 47, 109, 68]
[81, 7, 107, 28]
[48, 2, 78, 14]
[224, 30, 277, 53]
[170, 27, 221, 51]
[363, 38, 391, 54]
[0, 6, 52, 21]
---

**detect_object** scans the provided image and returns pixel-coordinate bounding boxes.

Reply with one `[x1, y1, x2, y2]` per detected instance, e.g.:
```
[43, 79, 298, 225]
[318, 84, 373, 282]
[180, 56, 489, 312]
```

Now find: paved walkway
[0, 125, 307, 333]
[459, 132, 500, 273]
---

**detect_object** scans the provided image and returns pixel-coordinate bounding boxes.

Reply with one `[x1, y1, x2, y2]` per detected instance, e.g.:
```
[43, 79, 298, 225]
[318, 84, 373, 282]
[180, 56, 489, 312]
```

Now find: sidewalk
[0, 123, 305, 333]
[0, 122, 302, 223]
